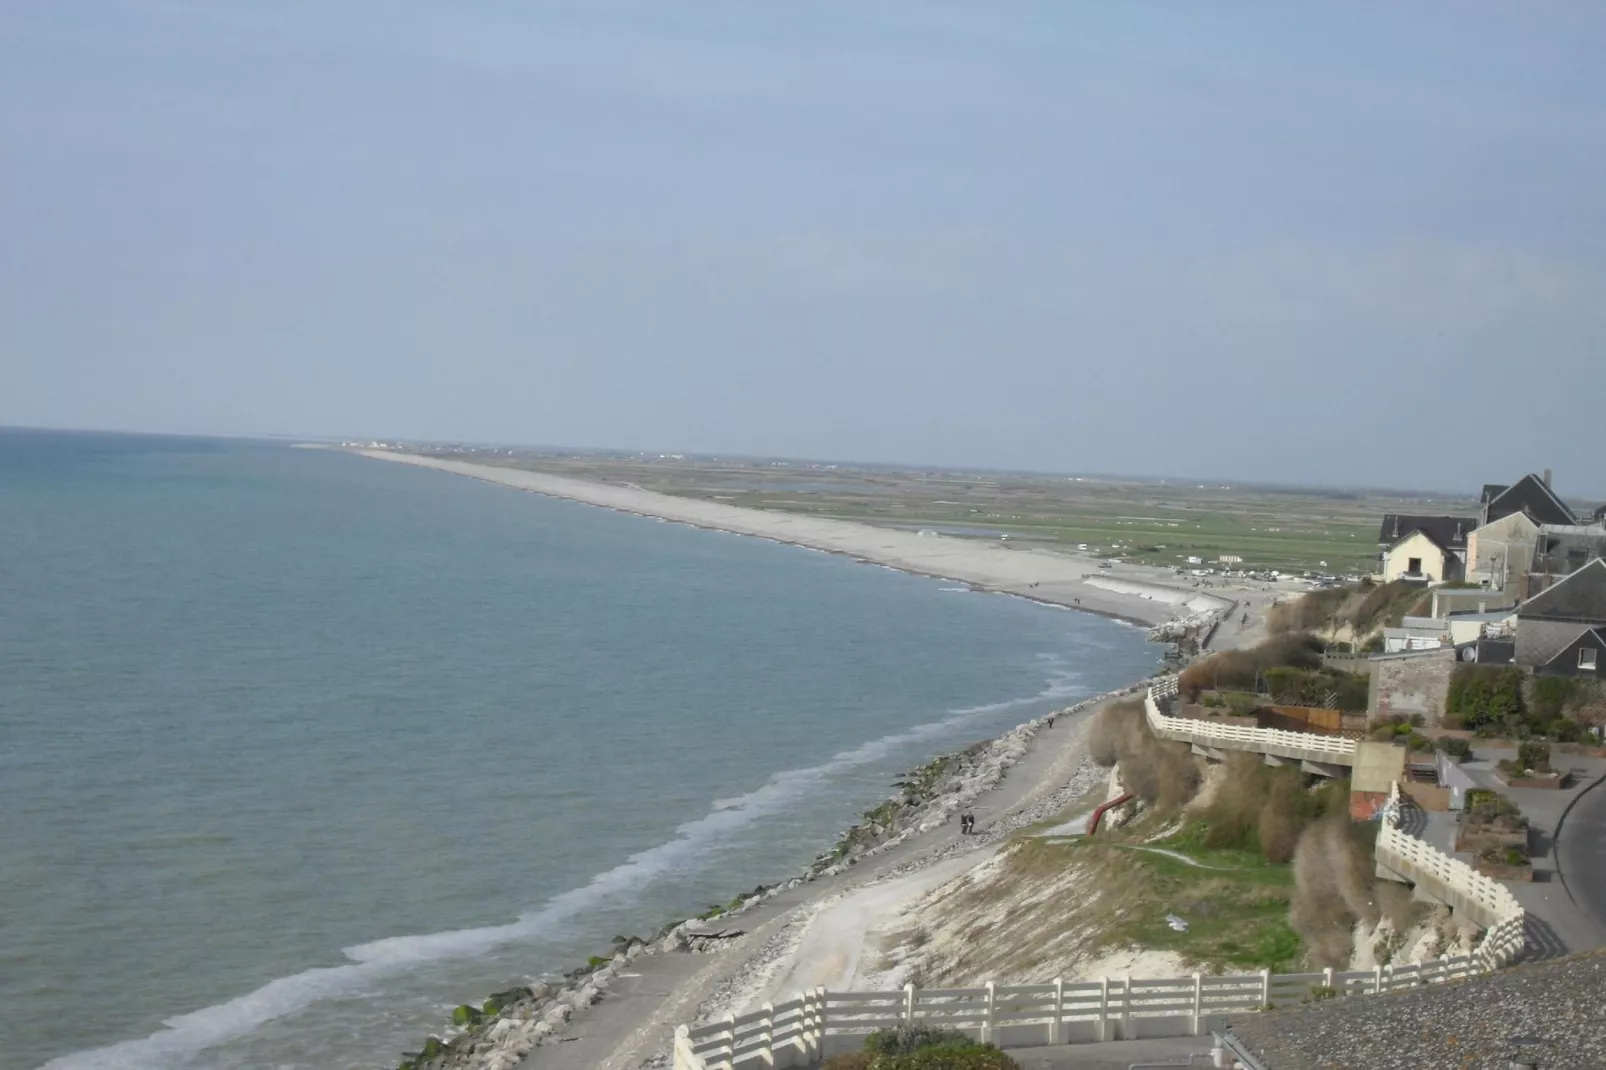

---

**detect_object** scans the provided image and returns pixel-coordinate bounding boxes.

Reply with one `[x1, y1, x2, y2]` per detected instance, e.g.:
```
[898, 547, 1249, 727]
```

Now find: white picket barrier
[672, 685, 1528, 1069]
[1143, 675, 1358, 765]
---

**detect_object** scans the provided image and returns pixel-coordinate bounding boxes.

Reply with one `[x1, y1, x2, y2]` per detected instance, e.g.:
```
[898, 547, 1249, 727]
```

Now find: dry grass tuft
[1289, 814, 1384, 968]
[1089, 698, 1200, 810]
[1086, 700, 1139, 767]
[1177, 634, 1324, 700]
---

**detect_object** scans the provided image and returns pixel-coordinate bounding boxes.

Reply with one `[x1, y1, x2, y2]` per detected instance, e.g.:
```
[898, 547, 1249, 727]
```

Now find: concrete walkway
[1403, 748, 1606, 958]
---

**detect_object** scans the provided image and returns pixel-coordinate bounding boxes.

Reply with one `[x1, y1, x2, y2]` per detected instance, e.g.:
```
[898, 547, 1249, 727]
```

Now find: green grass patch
[1068, 822, 1304, 973]
[1146, 826, 1297, 882]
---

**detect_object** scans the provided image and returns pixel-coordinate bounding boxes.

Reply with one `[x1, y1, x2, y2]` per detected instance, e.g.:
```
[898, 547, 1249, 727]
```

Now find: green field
[425, 449, 1484, 575]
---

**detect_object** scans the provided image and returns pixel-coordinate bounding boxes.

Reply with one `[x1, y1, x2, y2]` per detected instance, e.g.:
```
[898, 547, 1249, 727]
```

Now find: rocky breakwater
[386, 684, 1146, 1070]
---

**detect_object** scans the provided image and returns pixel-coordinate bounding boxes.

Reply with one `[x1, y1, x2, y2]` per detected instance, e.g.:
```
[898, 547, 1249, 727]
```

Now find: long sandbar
[352, 451, 1228, 627]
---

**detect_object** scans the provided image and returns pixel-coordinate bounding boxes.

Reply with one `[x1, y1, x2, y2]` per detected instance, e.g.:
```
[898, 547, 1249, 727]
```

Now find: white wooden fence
[673, 683, 1528, 1069]
[1374, 782, 1527, 970]
[673, 961, 1485, 1069]
[1144, 676, 1358, 765]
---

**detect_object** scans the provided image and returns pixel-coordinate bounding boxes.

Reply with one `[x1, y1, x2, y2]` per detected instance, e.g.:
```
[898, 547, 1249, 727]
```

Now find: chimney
[1543, 468, 1552, 488]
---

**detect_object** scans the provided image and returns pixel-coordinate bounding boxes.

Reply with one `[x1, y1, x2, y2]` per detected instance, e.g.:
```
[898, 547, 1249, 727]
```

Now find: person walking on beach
[1046, 714, 1056, 729]
[959, 812, 972, 835]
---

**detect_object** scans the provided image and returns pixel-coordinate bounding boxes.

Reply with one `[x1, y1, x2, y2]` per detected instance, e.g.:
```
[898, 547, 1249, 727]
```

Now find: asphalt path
[1555, 768, 1606, 948]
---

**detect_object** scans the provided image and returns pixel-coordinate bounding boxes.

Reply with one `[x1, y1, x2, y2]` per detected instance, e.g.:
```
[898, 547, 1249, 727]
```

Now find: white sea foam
[41, 672, 1085, 1070]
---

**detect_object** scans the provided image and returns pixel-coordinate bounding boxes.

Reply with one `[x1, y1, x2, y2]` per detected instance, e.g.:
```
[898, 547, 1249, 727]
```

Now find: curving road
[1555, 772, 1606, 949]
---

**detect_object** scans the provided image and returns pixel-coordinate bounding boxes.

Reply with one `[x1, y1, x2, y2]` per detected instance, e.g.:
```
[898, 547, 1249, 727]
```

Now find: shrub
[1199, 757, 1326, 862]
[1548, 718, 1582, 743]
[1517, 741, 1552, 773]
[1085, 702, 1131, 767]
[872, 1047, 1018, 1070]
[1445, 665, 1526, 730]
[1477, 844, 1529, 867]
[1262, 666, 1368, 711]
[863, 1027, 977, 1055]
[1464, 790, 1526, 829]
[1267, 586, 1354, 634]
[1435, 737, 1472, 761]
[1178, 634, 1324, 700]
[1290, 814, 1385, 968]
[823, 1055, 874, 1070]
[1088, 699, 1200, 810]
[1258, 786, 1303, 863]
[1532, 676, 1588, 720]
[1369, 723, 1400, 742]
[1404, 732, 1432, 753]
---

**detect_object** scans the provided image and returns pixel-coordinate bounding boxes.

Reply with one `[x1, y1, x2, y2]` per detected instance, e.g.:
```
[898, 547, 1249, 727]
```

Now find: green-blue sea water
[0, 429, 1157, 1070]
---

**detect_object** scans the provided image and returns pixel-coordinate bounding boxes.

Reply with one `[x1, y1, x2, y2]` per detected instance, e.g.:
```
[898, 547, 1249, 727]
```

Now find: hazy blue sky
[4, 2, 1604, 492]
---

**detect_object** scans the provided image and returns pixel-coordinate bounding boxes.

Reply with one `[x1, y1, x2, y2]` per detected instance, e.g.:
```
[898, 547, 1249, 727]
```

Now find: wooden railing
[1144, 676, 1358, 765]
[674, 960, 1486, 1069]
[1374, 782, 1527, 970]
[673, 684, 1528, 1069]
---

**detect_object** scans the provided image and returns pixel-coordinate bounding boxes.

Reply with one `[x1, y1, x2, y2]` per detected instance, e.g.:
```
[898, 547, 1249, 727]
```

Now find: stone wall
[1368, 647, 1457, 724]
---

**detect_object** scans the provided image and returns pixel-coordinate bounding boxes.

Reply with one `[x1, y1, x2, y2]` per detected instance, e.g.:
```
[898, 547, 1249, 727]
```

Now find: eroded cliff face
[1349, 907, 1476, 972]
[859, 842, 1191, 989]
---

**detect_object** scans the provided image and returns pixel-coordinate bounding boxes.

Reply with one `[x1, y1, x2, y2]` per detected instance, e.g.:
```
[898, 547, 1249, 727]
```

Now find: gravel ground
[1227, 949, 1606, 1069]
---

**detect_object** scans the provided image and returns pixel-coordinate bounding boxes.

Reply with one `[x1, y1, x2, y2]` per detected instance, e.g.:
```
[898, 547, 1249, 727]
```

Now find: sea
[0, 429, 1158, 1070]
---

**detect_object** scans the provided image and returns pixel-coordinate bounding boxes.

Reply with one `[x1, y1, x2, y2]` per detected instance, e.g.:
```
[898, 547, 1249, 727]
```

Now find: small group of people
[959, 811, 977, 835]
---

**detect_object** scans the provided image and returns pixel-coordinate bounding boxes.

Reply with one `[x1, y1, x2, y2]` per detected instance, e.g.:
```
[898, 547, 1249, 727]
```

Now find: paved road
[1555, 767, 1606, 947]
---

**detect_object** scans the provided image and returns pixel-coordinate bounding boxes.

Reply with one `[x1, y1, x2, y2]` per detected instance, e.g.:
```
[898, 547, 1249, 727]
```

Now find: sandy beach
[353, 451, 1237, 629]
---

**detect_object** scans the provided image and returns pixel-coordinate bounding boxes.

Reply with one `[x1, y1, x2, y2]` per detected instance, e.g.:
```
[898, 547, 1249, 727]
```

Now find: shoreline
[394, 682, 1149, 1070]
[330, 448, 1244, 1069]
[347, 449, 1233, 631]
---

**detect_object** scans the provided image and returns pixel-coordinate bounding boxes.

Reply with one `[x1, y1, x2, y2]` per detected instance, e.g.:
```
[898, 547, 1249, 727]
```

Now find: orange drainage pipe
[1088, 793, 1134, 835]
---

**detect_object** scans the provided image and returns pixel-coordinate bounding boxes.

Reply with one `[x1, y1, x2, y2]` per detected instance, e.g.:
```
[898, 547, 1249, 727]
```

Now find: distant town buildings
[1369, 470, 1606, 683]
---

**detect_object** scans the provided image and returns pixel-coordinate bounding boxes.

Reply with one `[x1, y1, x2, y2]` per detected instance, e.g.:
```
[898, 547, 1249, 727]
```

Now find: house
[1514, 558, 1606, 678]
[1530, 524, 1606, 588]
[1429, 586, 1516, 619]
[1377, 514, 1474, 584]
[1544, 628, 1606, 679]
[1464, 511, 1540, 590]
[1479, 471, 1577, 528]
[1383, 616, 1449, 653]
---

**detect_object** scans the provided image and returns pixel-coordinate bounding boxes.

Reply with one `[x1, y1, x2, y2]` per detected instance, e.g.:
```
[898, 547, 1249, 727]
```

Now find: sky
[3, 2, 1604, 493]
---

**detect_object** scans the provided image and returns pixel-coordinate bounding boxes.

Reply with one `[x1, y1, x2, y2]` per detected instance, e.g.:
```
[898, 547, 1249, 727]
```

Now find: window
[1407, 557, 1422, 574]
[1582, 648, 1599, 672]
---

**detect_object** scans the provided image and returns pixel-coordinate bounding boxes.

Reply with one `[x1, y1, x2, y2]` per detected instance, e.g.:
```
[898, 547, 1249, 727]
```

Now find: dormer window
[1583, 648, 1599, 672]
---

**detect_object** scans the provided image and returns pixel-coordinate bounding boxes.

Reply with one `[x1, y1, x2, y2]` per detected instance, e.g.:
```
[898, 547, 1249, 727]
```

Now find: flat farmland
[433, 450, 1476, 576]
